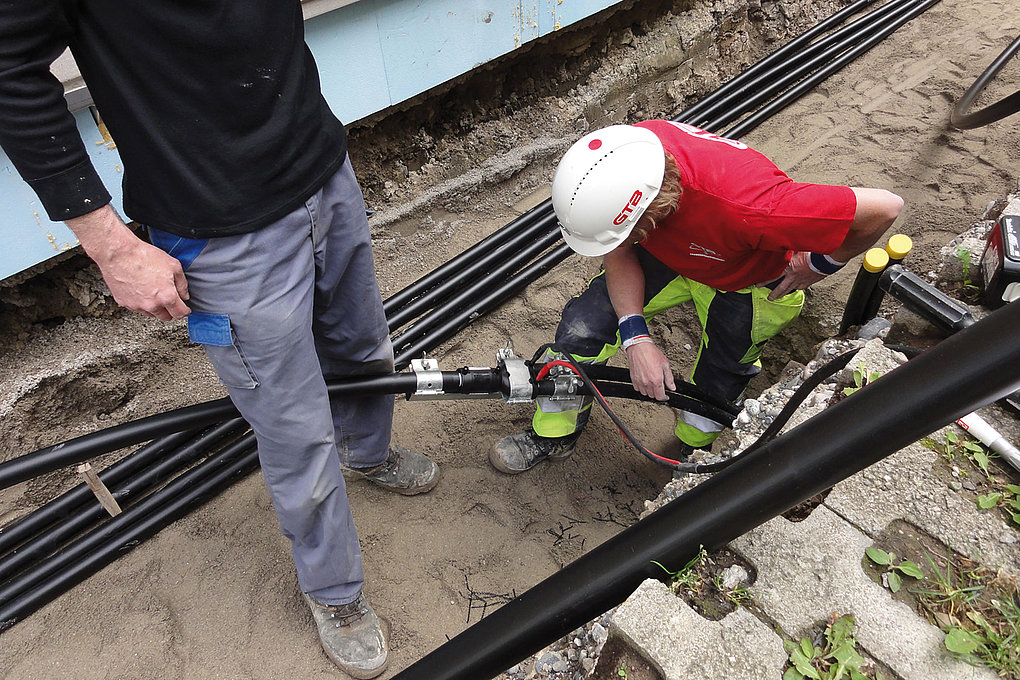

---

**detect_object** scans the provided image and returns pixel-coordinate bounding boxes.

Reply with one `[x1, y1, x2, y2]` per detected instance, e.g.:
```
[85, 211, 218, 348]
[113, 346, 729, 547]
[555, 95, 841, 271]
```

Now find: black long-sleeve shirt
[0, 0, 347, 238]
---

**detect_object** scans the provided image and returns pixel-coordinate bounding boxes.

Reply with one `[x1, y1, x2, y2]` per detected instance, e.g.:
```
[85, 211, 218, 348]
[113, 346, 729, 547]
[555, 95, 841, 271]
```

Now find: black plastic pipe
[861, 234, 913, 325]
[391, 228, 564, 350]
[839, 247, 890, 334]
[0, 428, 199, 556]
[879, 264, 976, 333]
[677, 0, 877, 122]
[692, 0, 909, 129]
[0, 445, 260, 631]
[394, 243, 574, 368]
[0, 432, 257, 609]
[383, 199, 554, 315]
[392, 299, 1020, 680]
[726, 0, 938, 139]
[0, 420, 248, 583]
[388, 217, 561, 332]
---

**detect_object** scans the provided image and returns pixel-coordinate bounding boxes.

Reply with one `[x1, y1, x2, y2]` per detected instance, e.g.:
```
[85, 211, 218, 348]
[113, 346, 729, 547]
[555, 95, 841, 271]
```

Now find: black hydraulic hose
[391, 229, 564, 351]
[724, 0, 939, 139]
[0, 420, 248, 583]
[391, 300, 1020, 680]
[690, 0, 907, 129]
[383, 199, 554, 315]
[0, 428, 199, 557]
[388, 217, 561, 332]
[394, 243, 574, 369]
[677, 0, 877, 122]
[584, 365, 739, 416]
[705, 0, 921, 132]
[0, 445, 260, 631]
[0, 431, 257, 610]
[950, 33, 1020, 129]
[584, 382, 737, 426]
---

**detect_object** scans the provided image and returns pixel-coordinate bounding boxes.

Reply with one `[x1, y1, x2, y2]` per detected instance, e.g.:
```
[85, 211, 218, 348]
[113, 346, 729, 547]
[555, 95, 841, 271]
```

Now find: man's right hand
[624, 341, 676, 401]
[66, 206, 191, 321]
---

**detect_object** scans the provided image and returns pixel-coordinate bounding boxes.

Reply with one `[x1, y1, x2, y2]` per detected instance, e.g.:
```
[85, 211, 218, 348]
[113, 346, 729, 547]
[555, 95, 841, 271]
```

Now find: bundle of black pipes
[0, 0, 937, 646]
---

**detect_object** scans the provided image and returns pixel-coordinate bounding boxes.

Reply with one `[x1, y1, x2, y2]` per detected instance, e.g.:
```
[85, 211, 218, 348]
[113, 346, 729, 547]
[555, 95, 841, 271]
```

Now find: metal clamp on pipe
[496, 346, 534, 404]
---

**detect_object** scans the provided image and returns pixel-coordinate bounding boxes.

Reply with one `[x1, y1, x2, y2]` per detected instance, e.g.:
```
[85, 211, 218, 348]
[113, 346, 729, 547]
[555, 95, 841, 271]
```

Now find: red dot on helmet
[588, 139, 602, 150]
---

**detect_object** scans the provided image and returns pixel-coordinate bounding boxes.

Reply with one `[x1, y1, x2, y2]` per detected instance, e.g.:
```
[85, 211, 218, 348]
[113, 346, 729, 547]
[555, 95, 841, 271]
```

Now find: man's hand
[66, 206, 191, 321]
[767, 251, 825, 300]
[625, 341, 677, 401]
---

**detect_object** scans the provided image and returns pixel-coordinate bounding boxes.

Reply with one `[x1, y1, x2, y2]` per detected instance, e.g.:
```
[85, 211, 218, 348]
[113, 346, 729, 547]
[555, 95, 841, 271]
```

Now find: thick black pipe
[677, 0, 877, 122]
[0, 432, 257, 608]
[0, 428, 199, 556]
[394, 243, 574, 368]
[725, 0, 938, 139]
[0, 374, 421, 491]
[388, 217, 561, 332]
[0, 446, 260, 632]
[0, 420, 247, 583]
[691, 0, 906, 128]
[392, 300, 1020, 680]
[879, 264, 975, 333]
[839, 248, 889, 334]
[705, 0, 921, 132]
[391, 229, 564, 350]
[383, 199, 554, 315]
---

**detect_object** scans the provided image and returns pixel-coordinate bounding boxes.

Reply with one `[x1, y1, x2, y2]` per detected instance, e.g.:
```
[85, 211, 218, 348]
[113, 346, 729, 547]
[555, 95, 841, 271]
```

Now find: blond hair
[631, 151, 681, 243]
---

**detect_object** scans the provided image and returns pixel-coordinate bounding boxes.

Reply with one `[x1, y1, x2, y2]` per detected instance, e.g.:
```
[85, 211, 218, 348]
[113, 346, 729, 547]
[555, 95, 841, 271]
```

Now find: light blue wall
[0, 0, 621, 281]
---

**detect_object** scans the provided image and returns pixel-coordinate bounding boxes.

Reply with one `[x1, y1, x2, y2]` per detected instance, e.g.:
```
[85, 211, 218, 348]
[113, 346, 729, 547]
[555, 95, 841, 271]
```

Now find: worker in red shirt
[491, 121, 903, 473]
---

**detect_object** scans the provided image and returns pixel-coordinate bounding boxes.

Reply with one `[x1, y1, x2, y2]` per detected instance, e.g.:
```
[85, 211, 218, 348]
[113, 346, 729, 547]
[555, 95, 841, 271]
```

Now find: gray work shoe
[489, 431, 579, 474]
[347, 445, 439, 495]
[303, 592, 388, 679]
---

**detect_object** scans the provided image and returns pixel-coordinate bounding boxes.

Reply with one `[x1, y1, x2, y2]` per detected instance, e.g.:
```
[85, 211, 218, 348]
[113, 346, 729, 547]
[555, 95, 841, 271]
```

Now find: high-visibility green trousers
[533, 246, 804, 447]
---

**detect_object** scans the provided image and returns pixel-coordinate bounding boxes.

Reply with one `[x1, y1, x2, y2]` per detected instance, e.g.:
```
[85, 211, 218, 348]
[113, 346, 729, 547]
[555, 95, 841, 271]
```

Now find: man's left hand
[767, 251, 825, 300]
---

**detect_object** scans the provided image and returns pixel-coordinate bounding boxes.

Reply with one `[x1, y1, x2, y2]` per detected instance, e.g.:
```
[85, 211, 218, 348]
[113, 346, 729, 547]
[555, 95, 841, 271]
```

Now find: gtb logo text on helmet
[614, 190, 643, 225]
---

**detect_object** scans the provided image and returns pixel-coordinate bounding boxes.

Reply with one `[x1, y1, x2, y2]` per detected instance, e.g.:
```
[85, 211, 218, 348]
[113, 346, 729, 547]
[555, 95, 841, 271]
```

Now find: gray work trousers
[148, 158, 393, 605]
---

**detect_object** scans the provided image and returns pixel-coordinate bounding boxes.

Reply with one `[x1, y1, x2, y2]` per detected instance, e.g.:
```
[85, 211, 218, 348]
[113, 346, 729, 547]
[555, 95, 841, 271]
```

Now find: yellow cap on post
[862, 248, 889, 273]
[885, 234, 912, 261]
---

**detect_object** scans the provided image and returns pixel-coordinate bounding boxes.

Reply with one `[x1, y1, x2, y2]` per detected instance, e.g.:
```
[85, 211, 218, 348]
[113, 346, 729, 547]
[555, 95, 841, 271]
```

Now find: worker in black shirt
[0, 2, 438, 677]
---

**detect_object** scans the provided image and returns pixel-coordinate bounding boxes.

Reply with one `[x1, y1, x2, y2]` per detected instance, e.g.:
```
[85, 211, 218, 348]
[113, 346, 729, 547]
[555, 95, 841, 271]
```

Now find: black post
[392, 300, 1020, 680]
[839, 247, 889, 334]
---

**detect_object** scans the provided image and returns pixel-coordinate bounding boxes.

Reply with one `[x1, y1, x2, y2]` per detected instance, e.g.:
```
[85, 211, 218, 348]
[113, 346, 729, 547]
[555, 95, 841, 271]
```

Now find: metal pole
[392, 300, 1020, 680]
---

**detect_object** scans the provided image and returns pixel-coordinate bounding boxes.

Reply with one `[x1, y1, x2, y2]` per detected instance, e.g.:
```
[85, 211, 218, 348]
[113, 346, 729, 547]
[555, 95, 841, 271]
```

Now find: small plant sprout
[652, 546, 707, 595]
[976, 484, 1020, 528]
[922, 431, 993, 479]
[617, 663, 628, 678]
[783, 613, 875, 680]
[843, 361, 882, 397]
[865, 547, 923, 593]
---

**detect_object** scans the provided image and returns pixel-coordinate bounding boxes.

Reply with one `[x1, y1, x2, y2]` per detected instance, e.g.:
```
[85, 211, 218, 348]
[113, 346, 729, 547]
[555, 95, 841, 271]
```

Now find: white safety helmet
[551, 125, 665, 257]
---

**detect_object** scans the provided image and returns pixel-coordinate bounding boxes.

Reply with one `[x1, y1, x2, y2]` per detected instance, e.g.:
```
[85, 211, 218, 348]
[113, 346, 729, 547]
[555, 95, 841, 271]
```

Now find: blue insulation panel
[0, 0, 621, 281]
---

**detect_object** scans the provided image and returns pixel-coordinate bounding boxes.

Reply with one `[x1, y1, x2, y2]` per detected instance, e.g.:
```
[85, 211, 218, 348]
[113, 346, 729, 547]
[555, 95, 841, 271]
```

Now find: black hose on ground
[0, 428, 199, 556]
[693, 0, 911, 129]
[393, 244, 574, 368]
[950, 33, 1020, 129]
[386, 212, 560, 332]
[0, 420, 248, 583]
[0, 445, 260, 632]
[390, 227, 564, 348]
[724, 0, 939, 139]
[0, 432, 257, 610]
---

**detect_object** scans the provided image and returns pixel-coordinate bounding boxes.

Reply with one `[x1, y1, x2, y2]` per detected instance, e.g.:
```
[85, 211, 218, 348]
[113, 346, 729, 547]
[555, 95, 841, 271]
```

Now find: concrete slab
[612, 579, 788, 680]
[825, 440, 1020, 573]
[731, 505, 997, 680]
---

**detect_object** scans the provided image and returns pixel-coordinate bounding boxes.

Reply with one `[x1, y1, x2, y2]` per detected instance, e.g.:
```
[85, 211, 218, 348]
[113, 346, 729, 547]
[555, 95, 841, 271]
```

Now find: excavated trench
[2, 0, 1019, 678]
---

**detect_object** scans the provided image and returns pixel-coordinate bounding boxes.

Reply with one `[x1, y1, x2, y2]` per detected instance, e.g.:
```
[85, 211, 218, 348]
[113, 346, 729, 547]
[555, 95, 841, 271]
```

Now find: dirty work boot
[489, 431, 579, 474]
[303, 592, 388, 679]
[346, 445, 439, 495]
